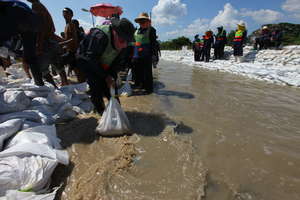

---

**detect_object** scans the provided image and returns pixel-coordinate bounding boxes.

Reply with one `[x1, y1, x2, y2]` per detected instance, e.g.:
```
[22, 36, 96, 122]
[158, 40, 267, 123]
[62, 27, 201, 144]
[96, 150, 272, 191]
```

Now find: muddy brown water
[55, 60, 300, 200]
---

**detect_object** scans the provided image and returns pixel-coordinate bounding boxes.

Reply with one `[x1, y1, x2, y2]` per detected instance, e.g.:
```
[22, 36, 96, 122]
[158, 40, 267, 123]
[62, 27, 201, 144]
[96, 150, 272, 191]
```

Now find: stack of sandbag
[0, 124, 68, 199]
[0, 81, 94, 130]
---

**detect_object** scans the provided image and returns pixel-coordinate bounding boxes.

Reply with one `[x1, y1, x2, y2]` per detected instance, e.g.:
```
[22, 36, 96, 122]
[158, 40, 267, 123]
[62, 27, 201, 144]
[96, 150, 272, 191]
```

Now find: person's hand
[105, 76, 115, 88]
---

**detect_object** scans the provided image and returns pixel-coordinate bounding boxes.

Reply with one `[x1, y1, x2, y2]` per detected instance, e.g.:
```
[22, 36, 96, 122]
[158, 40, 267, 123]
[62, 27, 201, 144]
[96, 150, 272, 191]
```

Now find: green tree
[160, 36, 192, 50]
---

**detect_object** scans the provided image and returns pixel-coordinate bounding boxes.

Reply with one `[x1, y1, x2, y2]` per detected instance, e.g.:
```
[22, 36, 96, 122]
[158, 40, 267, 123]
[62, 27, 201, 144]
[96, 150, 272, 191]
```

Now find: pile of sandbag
[0, 65, 94, 199]
[0, 121, 68, 199]
[0, 81, 94, 130]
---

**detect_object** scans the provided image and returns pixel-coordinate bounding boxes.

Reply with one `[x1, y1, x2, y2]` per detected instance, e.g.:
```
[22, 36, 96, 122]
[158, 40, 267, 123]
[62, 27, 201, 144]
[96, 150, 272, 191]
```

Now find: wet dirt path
[54, 60, 300, 200]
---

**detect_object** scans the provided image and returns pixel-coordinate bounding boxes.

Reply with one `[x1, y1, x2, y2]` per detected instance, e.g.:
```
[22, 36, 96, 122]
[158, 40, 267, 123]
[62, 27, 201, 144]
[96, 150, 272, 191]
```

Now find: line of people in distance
[192, 23, 247, 63]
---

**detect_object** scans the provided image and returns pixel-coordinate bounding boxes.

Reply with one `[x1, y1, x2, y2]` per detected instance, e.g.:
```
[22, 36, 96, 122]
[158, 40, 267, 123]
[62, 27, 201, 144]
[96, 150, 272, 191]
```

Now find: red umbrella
[90, 3, 123, 18]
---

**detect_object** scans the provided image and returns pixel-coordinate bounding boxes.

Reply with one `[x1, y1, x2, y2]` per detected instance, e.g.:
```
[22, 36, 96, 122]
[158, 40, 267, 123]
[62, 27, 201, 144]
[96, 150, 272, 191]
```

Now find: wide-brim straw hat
[238, 22, 246, 27]
[135, 12, 151, 23]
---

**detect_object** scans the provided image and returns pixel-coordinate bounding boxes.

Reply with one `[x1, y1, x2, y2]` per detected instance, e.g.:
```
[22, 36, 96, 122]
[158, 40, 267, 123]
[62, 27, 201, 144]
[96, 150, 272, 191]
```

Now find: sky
[22, 0, 300, 41]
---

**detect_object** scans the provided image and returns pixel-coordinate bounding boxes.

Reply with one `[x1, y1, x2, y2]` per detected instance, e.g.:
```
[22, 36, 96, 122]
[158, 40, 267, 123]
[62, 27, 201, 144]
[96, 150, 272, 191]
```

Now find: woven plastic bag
[118, 69, 133, 97]
[96, 88, 131, 136]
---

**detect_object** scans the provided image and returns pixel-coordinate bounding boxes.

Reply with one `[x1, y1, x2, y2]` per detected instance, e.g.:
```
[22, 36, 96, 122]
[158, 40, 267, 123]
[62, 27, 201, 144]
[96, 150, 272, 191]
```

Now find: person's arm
[149, 27, 157, 56]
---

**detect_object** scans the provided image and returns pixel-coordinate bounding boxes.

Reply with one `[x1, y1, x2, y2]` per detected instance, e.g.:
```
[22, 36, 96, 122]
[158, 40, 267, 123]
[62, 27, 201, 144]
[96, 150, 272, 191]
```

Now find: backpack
[77, 28, 106, 62]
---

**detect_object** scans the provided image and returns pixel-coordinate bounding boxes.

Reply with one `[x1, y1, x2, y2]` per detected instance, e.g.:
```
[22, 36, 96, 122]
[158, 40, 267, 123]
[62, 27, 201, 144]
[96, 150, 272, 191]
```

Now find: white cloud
[166, 3, 243, 38]
[152, 0, 187, 26]
[78, 16, 106, 31]
[210, 3, 242, 30]
[78, 19, 92, 30]
[282, 0, 300, 12]
[282, 0, 300, 19]
[242, 9, 283, 24]
[164, 3, 283, 39]
[166, 18, 210, 37]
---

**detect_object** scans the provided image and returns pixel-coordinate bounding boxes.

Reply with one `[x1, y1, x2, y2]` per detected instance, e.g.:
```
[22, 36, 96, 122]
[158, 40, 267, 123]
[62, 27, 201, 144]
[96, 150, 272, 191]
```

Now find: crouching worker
[76, 18, 135, 114]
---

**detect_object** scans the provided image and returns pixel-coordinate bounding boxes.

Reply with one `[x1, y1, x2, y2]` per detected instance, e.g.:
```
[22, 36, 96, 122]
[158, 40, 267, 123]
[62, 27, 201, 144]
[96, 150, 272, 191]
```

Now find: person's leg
[76, 58, 105, 113]
[220, 43, 225, 59]
[205, 47, 211, 62]
[143, 57, 153, 93]
[134, 59, 143, 87]
[200, 49, 204, 61]
[214, 46, 219, 60]
[21, 32, 44, 86]
[88, 78, 105, 114]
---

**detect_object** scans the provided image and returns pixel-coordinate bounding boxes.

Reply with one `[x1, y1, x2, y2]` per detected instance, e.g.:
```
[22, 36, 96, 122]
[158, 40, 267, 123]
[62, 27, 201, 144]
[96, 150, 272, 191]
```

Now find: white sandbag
[0, 86, 6, 94]
[47, 90, 69, 105]
[20, 84, 52, 92]
[24, 90, 50, 98]
[118, 69, 133, 97]
[126, 69, 133, 81]
[72, 106, 85, 115]
[0, 125, 69, 165]
[0, 110, 41, 124]
[5, 125, 61, 149]
[118, 82, 132, 97]
[60, 82, 89, 94]
[96, 88, 131, 136]
[22, 120, 42, 130]
[0, 119, 23, 150]
[31, 97, 50, 106]
[5, 66, 27, 80]
[3, 189, 57, 200]
[78, 100, 94, 113]
[54, 103, 77, 122]
[0, 91, 31, 114]
[0, 156, 58, 196]
[70, 93, 89, 106]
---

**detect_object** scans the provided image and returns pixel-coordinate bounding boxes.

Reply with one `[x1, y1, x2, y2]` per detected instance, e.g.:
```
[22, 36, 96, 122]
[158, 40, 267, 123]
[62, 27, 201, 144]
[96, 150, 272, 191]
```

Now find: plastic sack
[0, 119, 23, 150]
[118, 69, 133, 97]
[0, 110, 41, 124]
[0, 125, 69, 165]
[0, 90, 31, 114]
[96, 88, 131, 136]
[0, 156, 58, 196]
[78, 100, 94, 113]
[1, 189, 57, 200]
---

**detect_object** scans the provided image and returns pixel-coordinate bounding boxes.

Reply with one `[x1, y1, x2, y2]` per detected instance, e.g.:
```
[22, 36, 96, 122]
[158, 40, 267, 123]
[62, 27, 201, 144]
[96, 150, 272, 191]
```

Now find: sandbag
[22, 120, 42, 130]
[31, 97, 50, 106]
[78, 100, 94, 113]
[118, 69, 133, 97]
[0, 110, 41, 124]
[54, 103, 77, 122]
[96, 88, 131, 136]
[0, 156, 58, 196]
[2, 189, 57, 200]
[118, 82, 132, 97]
[0, 125, 69, 165]
[0, 119, 23, 150]
[59, 82, 89, 94]
[0, 90, 31, 114]
[47, 90, 70, 105]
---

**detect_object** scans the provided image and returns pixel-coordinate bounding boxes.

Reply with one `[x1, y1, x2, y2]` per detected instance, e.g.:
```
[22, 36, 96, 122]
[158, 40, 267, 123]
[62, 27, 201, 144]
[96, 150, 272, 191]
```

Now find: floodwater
[56, 60, 300, 200]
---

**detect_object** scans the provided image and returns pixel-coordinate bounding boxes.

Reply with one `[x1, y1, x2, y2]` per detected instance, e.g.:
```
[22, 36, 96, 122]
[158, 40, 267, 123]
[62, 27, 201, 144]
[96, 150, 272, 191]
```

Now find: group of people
[192, 26, 227, 62]
[253, 26, 283, 50]
[193, 22, 247, 63]
[0, 0, 160, 114]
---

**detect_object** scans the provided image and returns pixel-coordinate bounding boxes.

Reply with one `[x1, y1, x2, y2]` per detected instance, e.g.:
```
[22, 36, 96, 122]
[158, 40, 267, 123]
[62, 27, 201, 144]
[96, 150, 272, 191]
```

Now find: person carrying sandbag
[76, 18, 135, 114]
